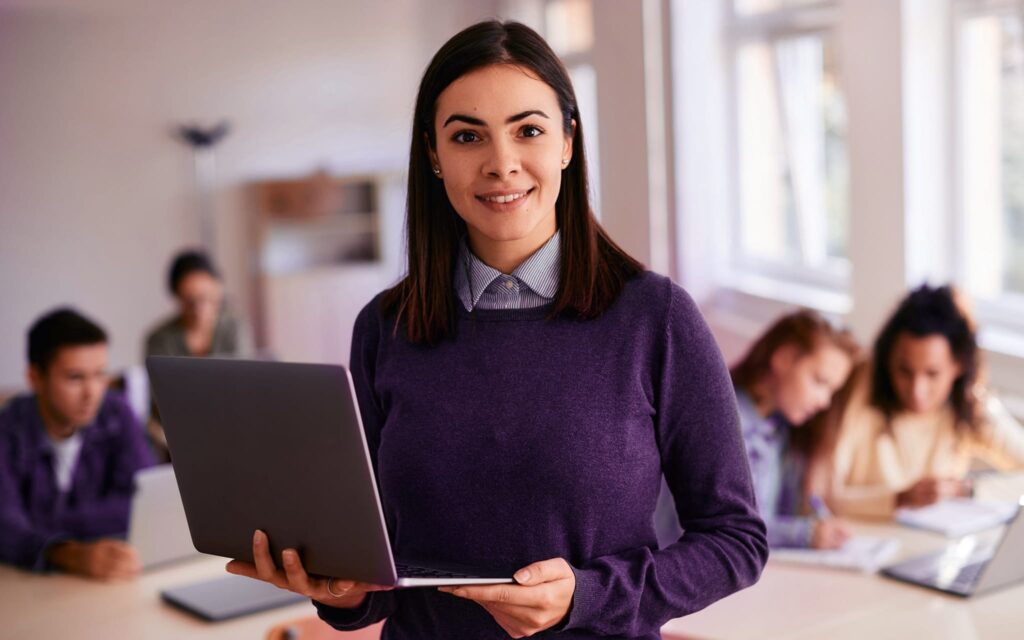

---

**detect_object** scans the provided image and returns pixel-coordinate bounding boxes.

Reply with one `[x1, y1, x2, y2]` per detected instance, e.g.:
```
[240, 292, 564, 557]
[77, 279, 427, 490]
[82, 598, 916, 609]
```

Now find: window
[955, 0, 1024, 328]
[726, 0, 850, 291]
[543, 0, 603, 218]
[734, 0, 829, 15]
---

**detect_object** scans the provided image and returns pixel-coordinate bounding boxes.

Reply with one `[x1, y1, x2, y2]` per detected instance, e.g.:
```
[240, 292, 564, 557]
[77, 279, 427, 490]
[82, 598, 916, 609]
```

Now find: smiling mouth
[476, 188, 534, 204]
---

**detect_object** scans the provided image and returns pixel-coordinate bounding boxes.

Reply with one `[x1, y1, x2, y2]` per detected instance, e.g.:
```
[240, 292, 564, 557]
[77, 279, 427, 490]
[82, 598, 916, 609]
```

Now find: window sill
[980, 327, 1024, 411]
[716, 271, 852, 315]
[697, 273, 852, 351]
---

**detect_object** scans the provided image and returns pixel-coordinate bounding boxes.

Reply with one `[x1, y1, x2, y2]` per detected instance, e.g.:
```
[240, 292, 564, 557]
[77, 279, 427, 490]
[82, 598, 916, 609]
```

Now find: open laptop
[881, 498, 1024, 597]
[128, 464, 200, 569]
[146, 356, 512, 588]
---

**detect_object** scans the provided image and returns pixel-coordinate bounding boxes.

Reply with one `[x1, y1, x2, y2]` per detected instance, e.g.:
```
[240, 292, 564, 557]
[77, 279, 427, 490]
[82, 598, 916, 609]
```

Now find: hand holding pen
[808, 495, 851, 550]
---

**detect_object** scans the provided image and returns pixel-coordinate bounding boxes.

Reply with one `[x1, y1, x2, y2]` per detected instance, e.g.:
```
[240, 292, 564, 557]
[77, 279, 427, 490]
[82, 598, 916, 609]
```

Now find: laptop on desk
[128, 464, 199, 569]
[128, 463, 305, 620]
[881, 498, 1024, 597]
[145, 356, 512, 588]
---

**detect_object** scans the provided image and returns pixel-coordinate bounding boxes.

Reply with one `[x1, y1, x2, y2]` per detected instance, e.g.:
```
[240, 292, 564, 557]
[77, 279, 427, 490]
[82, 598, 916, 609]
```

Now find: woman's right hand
[896, 477, 971, 508]
[225, 530, 393, 608]
[810, 518, 851, 550]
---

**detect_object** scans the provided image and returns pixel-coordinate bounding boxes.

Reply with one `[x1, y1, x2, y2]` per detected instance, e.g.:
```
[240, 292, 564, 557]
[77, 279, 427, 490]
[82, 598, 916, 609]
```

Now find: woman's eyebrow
[506, 109, 549, 123]
[442, 109, 550, 128]
[444, 114, 485, 128]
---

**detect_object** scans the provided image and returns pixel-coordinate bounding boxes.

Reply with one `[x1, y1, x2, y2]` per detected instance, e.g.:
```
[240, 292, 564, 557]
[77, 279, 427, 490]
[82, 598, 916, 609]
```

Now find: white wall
[0, 0, 493, 388]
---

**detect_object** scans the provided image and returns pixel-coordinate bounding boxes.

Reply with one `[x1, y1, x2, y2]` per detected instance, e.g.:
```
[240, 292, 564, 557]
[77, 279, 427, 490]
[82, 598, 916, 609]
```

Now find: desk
[0, 556, 314, 639]
[662, 473, 1024, 640]
[3, 475, 1022, 639]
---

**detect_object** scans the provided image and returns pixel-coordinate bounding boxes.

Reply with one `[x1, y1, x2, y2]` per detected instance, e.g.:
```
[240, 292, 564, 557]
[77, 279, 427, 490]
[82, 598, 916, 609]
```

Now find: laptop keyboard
[949, 561, 985, 592]
[395, 562, 480, 580]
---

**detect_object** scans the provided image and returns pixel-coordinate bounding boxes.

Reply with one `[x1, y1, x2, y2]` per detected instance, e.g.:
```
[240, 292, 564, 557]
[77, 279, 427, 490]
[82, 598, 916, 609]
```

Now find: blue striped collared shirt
[455, 231, 561, 311]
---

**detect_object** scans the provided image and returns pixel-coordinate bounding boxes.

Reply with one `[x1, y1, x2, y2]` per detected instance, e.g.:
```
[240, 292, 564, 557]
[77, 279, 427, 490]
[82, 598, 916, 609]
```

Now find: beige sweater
[826, 366, 1024, 519]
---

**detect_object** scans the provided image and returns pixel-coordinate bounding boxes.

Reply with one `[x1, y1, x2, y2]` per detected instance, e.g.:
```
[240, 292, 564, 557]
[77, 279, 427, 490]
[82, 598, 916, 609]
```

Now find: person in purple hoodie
[0, 308, 154, 579]
[226, 20, 767, 638]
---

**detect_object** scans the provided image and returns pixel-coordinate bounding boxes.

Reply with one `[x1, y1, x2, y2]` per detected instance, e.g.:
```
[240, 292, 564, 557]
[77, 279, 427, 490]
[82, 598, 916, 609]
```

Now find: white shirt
[47, 431, 83, 493]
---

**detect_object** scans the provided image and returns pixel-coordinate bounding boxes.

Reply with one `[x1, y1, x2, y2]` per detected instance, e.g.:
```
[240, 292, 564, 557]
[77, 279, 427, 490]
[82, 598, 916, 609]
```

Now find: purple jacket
[0, 392, 155, 570]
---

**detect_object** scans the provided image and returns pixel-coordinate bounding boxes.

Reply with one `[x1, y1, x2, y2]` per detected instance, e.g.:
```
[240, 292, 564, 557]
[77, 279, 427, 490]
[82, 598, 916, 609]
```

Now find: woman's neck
[746, 380, 777, 418]
[467, 224, 557, 275]
[183, 320, 217, 356]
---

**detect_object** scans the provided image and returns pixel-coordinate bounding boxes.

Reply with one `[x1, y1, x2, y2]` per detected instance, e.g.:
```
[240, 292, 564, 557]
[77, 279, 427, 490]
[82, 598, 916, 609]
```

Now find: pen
[809, 494, 832, 520]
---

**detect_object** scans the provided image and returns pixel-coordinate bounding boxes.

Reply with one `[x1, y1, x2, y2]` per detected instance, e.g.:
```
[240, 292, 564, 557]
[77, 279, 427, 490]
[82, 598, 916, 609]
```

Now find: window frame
[950, 0, 1024, 355]
[721, 0, 851, 305]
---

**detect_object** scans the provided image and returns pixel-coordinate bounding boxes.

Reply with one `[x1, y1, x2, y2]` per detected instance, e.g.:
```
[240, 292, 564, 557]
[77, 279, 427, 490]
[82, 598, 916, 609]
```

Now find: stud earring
[432, 166, 441, 176]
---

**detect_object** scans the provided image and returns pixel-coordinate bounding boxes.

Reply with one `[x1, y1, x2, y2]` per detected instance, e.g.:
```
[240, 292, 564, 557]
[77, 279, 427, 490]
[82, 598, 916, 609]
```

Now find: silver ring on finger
[326, 577, 349, 598]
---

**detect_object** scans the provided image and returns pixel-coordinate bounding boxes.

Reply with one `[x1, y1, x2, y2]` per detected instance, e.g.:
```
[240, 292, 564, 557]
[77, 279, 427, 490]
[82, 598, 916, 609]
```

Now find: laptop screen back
[146, 357, 398, 585]
[128, 464, 199, 568]
[975, 503, 1024, 595]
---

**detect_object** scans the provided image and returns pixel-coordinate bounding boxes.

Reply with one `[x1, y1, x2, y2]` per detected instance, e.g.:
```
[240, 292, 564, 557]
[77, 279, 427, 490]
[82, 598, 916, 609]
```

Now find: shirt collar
[17, 394, 99, 456]
[736, 389, 785, 439]
[455, 230, 561, 312]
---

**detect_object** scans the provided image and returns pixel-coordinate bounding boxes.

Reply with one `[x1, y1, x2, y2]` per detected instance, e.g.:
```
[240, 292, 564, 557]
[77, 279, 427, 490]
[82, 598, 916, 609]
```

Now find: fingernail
[514, 569, 531, 583]
[283, 551, 294, 565]
[253, 530, 262, 545]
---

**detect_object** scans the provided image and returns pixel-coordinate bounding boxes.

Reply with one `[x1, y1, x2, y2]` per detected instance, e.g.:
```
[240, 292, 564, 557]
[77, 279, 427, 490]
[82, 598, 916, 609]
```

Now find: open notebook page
[769, 536, 902, 573]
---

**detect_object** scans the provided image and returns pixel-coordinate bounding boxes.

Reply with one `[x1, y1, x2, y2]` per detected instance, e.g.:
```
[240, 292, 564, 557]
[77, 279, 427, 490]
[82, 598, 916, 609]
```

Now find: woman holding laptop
[227, 20, 767, 638]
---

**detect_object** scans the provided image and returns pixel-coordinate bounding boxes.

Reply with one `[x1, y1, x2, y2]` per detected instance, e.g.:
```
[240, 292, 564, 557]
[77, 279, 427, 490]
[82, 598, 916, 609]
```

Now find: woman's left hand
[438, 557, 576, 638]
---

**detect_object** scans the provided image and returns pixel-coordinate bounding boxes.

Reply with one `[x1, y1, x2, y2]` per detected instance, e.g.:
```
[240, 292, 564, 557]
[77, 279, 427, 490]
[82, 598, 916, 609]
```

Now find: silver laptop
[146, 356, 512, 588]
[128, 464, 200, 568]
[161, 574, 306, 621]
[881, 498, 1024, 597]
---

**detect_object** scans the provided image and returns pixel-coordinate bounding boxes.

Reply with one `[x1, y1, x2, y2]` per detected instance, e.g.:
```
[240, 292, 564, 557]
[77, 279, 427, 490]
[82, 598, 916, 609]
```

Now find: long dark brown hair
[380, 20, 643, 344]
[730, 310, 860, 459]
[870, 284, 981, 436]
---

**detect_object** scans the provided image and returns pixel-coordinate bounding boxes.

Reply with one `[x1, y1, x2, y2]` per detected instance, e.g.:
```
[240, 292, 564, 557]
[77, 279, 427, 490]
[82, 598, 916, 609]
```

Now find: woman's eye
[521, 125, 544, 138]
[452, 131, 480, 144]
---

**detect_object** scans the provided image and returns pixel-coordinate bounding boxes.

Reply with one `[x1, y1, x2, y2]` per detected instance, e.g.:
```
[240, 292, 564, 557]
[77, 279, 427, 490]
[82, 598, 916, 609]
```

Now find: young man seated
[0, 308, 154, 579]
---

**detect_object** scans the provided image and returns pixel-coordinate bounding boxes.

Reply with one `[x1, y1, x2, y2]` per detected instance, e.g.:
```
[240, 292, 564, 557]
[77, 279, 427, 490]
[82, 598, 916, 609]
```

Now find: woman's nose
[911, 377, 930, 405]
[483, 138, 520, 178]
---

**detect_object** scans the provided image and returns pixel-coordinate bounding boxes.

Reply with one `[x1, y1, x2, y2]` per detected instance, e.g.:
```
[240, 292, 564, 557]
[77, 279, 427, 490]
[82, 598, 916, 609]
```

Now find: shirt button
[504, 280, 515, 289]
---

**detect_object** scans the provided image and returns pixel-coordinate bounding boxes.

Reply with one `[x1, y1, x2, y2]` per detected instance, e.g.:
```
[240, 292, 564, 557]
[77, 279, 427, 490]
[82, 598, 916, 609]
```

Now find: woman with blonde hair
[730, 310, 859, 548]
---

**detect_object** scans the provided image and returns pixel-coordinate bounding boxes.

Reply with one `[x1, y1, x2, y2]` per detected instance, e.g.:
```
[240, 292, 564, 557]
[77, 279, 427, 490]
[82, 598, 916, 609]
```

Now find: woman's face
[430, 64, 573, 267]
[770, 343, 852, 425]
[888, 332, 962, 414]
[175, 271, 223, 330]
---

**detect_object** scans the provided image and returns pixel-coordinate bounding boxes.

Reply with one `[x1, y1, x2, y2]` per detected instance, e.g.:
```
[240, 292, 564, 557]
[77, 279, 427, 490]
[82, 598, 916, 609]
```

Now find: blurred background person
[827, 284, 1024, 518]
[144, 249, 251, 360]
[0, 308, 153, 579]
[144, 249, 252, 461]
[730, 310, 859, 549]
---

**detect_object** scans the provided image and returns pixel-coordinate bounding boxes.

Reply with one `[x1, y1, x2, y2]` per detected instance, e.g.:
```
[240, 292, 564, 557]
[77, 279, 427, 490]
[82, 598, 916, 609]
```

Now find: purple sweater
[317, 272, 766, 638]
[0, 392, 154, 570]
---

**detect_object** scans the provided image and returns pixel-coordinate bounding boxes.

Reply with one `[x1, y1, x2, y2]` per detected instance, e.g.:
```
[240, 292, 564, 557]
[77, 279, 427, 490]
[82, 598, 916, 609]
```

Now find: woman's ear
[770, 343, 799, 377]
[423, 133, 441, 175]
[561, 119, 576, 166]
